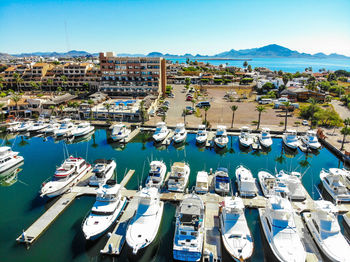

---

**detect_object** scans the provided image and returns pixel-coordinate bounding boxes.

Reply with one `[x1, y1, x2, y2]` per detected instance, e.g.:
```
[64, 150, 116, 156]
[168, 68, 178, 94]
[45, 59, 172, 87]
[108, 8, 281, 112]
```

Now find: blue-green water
[169, 57, 350, 73]
[0, 129, 347, 262]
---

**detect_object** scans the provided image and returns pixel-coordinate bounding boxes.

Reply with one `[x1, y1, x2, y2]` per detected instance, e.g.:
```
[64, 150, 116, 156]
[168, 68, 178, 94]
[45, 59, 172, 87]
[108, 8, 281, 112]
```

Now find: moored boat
[153, 122, 169, 142]
[167, 162, 190, 192]
[320, 168, 350, 202]
[258, 171, 288, 198]
[220, 196, 254, 262]
[214, 167, 230, 195]
[82, 180, 127, 240]
[89, 159, 116, 187]
[27, 120, 48, 132]
[282, 129, 300, 149]
[259, 127, 273, 148]
[72, 122, 95, 137]
[111, 123, 131, 141]
[195, 125, 207, 144]
[239, 126, 254, 148]
[275, 170, 306, 201]
[301, 130, 321, 149]
[173, 193, 205, 261]
[126, 187, 164, 254]
[235, 165, 258, 197]
[54, 119, 76, 137]
[145, 160, 167, 188]
[214, 125, 229, 148]
[195, 171, 209, 194]
[172, 123, 187, 143]
[0, 146, 24, 174]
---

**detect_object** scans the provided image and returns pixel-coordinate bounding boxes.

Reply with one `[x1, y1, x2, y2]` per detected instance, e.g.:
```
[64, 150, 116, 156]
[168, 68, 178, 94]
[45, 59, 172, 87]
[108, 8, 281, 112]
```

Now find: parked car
[185, 106, 194, 114]
[302, 120, 308, 126]
[196, 101, 211, 108]
[168, 93, 175, 98]
[186, 95, 193, 101]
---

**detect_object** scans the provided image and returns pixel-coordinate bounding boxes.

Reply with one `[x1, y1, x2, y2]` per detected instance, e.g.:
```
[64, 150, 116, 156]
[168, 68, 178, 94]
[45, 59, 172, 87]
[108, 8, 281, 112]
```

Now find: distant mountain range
[1, 44, 349, 59]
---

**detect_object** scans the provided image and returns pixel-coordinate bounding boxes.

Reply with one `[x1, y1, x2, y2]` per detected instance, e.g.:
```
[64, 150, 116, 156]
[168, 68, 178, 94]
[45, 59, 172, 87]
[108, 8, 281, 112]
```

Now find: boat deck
[100, 197, 139, 255]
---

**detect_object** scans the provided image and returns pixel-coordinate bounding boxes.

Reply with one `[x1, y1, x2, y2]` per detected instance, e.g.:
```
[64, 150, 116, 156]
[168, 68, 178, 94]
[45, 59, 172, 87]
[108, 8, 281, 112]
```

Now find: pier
[123, 128, 140, 143]
[162, 130, 174, 146]
[205, 132, 215, 148]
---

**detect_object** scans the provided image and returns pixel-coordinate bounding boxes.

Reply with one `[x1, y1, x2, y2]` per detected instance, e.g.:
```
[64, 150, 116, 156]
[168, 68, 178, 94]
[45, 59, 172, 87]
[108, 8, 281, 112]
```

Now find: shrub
[279, 121, 284, 126]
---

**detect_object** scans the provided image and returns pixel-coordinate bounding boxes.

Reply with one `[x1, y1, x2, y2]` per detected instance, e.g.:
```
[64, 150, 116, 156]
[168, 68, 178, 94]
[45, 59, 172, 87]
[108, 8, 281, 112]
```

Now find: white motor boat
[235, 165, 258, 197]
[220, 196, 254, 262]
[0, 146, 24, 174]
[259, 195, 306, 262]
[276, 170, 306, 201]
[173, 194, 205, 262]
[214, 167, 230, 195]
[320, 169, 350, 202]
[145, 160, 167, 188]
[304, 200, 350, 262]
[172, 123, 187, 143]
[89, 159, 116, 186]
[329, 168, 350, 189]
[17, 121, 33, 132]
[195, 171, 209, 194]
[259, 127, 273, 148]
[167, 162, 190, 192]
[153, 122, 169, 142]
[301, 130, 321, 149]
[111, 123, 131, 141]
[126, 187, 164, 254]
[28, 120, 48, 132]
[214, 125, 229, 148]
[54, 119, 76, 137]
[239, 126, 254, 148]
[282, 129, 300, 149]
[44, 123, 60, 134]
[258, 171, 288, 198]
[40, 156, 91, 198]
[72, 122, 95, 137]
[195, 125, 207, 144]
[82, 180, 127, 240]
[6, 121, 21, 132]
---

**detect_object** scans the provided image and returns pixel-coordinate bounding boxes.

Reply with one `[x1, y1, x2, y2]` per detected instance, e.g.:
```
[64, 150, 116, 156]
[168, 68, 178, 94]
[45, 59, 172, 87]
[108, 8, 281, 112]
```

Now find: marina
[2, 128, 350, 262]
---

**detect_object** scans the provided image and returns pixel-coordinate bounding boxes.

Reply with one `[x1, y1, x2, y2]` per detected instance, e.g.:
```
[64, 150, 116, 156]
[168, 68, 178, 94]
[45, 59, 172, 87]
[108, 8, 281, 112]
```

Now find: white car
[302, 120, 308, 126]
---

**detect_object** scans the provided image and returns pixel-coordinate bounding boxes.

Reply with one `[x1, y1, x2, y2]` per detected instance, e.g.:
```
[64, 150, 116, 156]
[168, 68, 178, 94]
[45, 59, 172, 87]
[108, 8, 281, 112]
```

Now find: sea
[168, 58, 350, 73]
[0, 129, 349, 262]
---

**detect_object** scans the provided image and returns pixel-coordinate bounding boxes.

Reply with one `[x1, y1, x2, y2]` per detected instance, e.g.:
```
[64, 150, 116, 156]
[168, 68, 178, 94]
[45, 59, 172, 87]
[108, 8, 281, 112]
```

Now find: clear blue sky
[1, 0, 350, 55]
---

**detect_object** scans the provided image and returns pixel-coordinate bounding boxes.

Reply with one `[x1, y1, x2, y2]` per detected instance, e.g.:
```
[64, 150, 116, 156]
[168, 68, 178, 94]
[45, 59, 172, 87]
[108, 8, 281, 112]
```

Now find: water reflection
[0, 162, 23, 187]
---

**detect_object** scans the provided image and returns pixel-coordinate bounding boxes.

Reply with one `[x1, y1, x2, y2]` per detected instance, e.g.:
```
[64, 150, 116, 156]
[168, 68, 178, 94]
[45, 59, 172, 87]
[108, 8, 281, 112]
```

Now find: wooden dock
[120, 169, 135, 187]
[16, 192, 78, 244]
[202, 201, 222, 262]
[100, 197, 139, 255]
[205, 132, 215, 148]
[124, 128, 140, 143]
[162, 131, 174, 146]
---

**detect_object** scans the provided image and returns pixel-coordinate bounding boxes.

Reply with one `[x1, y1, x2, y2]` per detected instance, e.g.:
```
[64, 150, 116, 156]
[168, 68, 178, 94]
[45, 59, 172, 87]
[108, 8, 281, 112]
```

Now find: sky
[0, 0, 350, 56]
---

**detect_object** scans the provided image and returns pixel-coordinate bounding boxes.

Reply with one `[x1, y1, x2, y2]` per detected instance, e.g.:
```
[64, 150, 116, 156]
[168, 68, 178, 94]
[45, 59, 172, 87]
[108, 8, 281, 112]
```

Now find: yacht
[173, 194, 205, 262]
[220, 196, 254, 262]
[28, 120, 48, 133]
[89, 159, 116, 187]
[172, 123, 187, 143]
[145, 160, 167, 188]
[17, 121, 33, 132]
[195, 171, 209, 194]
[126, 187, 164, 254]
[304, 200, 350, 262]
[239, 126, 254, 148]
[82, 180, 127, 240]
[214, 167, 230, 195]
[0, 146, 24, 174]
[72, 122, 95, 137]
[167, 162, 190, 192]
[259, 127, 273, 148]
[258, 171, 288, 198]
[320, 169, 350, 202]
[44, 123, 60, 134]
[111, 123, 131, 141]
[54, 119, 76, 137]
[214, 125, 229, 148]
[329, 168, 350, 189]
[40, 156, 91, 198]
[153, 122, 169, 142]
[235, 165, 258, 197]
[282, 129, 300, 149]
[259, 195, 306, 262]
[195, 125, 208, 144]
[301, 130, 321, 149]
[276, 170, 306, 201]
[7, 121, 21, 132]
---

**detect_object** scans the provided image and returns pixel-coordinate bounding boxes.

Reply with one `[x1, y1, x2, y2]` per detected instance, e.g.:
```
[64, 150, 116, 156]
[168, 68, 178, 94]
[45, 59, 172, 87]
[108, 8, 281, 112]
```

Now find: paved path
[331, 100, 350, 120]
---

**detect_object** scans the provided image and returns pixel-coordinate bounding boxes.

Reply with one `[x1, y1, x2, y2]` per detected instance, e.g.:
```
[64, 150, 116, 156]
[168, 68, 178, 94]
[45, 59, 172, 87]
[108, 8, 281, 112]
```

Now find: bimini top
[217, 167, 228, 173]
[180, 194, 203, 216]
[0, 146, 12, 154]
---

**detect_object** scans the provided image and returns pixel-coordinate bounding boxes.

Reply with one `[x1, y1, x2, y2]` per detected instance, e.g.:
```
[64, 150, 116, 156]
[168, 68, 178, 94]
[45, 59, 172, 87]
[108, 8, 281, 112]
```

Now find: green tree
[282, 75, 290, 86]
[185, 78, 191, 87]
[49, 105, 56, 116]
[327, 73, 337, 82]
[88, 99, 94, 122]
[13, 73, 23, 92]
[47, 78, 53, 93]
[182, 108, 189, 126]
[139, 100, 147, 124]
[230, 105, 238, 128]
[57, 86, 62, 94]
[243, 61, 248, 68]
[0, 102, 5, 122]
[58, 104, 65, 116]
[11, 94, 21, 116]
[340, 127, 350, 151]
[256, 105, 267, 130]
[104, 103, 111, 120]
[282, 101, 292, 131]
[247, 64, 252, 72]
[203, 106, 210, 127]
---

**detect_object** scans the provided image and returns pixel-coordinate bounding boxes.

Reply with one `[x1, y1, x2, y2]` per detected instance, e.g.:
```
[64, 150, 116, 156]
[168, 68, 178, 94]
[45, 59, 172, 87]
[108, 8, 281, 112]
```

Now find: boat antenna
[141, 160, 146, 187]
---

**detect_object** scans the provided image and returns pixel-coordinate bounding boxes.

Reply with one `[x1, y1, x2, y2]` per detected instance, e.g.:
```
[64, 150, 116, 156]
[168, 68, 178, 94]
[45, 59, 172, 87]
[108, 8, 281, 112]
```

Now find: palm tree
[139, 100, 146, 124]
[88, 99, 94, 122]
[307, 98, 319, 125]
[58, 104, 65, 117]
[47, 78, 53, 93]
[49, 105, 56, 116]
[60, 76, 68, 90]
[104, 103, 111, 120]
[11, 94, 21, 116]
[256, 105, 266, 130]
[57, 86, 62, 95]
[230, 105, 238, 128]
[183, 108, 189, 126]
[0, 102, 5, 122]
[203, 106, 210, 127]
[344, 118, 350, 128]
[191, 98, 196, 109]
[13, 73, 23, 92]
[340, 127, 350, 151]
[282, 101, 292, 131]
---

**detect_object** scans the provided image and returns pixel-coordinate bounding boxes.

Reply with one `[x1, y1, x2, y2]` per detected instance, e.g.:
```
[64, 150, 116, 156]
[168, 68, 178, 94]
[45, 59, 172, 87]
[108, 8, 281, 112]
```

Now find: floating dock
[100, 197, 139, 255]
[162, 131, 174, 146]
[123, 128, 140, 143]
[205, 132, 215, 148]
[120, 169, 135, 187]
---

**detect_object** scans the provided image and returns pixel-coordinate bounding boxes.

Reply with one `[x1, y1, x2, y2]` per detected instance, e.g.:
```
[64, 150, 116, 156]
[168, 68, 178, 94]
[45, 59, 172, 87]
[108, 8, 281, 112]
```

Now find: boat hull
[0, 156, 24, 174]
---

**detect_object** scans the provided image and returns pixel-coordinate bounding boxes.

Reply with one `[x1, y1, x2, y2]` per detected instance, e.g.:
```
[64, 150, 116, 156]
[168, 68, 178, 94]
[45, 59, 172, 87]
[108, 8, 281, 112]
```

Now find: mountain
[6, 45, 350, 59]
[0, 52, 14, 59]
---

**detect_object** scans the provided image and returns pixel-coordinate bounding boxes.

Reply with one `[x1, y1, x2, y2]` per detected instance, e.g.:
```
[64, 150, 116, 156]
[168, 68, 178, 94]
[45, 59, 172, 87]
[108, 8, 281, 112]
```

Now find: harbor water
[0, 128, 349, 262]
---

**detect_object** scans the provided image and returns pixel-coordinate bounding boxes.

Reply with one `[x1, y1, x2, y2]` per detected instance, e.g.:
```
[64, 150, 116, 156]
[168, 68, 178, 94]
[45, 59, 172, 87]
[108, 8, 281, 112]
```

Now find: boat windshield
[91, 210, 114, 216]
[52, 175, 69, 181]
[60, 124, 68, 129]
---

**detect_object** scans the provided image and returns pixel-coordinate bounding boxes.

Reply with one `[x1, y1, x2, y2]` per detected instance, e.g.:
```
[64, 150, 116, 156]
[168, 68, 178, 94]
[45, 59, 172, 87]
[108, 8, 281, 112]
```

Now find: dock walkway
[17, 192, 78, 244]
[205, 132, 215, 148]
[162, 131, 174, 146]
[124, 128, 140, 143]
[100, 197, 139, 255]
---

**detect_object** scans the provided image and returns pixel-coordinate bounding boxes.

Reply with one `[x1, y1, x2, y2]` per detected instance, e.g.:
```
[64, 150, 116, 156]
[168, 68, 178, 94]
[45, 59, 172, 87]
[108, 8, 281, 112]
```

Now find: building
[99, 52, 166, 97]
